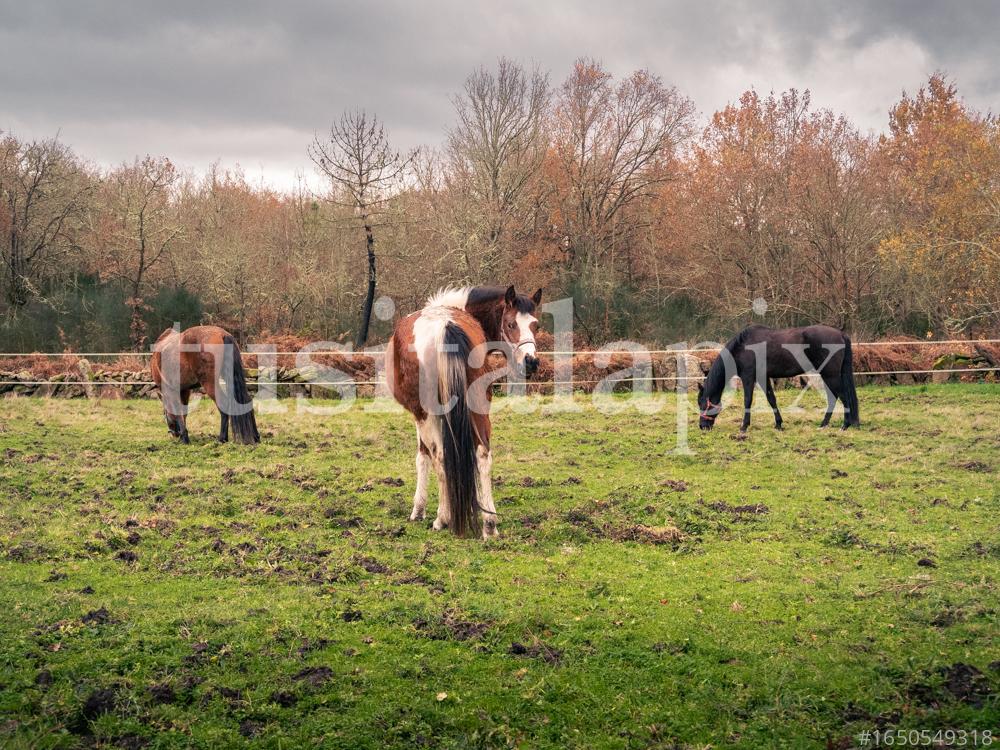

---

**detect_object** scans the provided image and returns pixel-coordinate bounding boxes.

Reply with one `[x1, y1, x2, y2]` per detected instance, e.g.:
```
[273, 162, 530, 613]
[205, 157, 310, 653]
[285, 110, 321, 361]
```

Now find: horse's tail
[437, 321, 479, 537]
[841, 335, 860, 427]
[223, 334, 260, 444]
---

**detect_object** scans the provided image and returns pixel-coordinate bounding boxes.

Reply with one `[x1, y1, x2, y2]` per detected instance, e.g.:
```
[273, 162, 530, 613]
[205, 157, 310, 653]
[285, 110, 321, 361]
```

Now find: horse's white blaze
[425, 286, 471, 310]
[512, 312, 538, 365]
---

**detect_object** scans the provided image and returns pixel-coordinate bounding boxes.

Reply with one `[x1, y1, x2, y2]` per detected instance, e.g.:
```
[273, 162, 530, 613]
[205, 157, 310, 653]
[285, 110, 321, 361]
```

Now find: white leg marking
[410, 425, 430, 521]
[415, 418, 447, 530]
[476, 444, 497, 538]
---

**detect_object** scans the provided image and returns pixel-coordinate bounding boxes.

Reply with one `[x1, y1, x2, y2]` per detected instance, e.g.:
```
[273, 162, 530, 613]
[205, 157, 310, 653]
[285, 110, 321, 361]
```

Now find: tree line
[2, 59, 998, 352]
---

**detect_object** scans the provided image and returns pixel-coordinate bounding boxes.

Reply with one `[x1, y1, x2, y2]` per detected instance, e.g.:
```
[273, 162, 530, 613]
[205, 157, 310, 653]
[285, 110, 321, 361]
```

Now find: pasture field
[1, 385, 998, 749]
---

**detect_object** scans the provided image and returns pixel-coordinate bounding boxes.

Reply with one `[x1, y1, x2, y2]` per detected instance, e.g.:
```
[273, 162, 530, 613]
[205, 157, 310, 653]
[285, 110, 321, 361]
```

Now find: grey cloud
[2, 0, 997, 189]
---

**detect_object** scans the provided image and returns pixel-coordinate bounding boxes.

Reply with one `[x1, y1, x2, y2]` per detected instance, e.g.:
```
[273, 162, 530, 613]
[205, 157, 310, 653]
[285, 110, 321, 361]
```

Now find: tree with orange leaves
[879, 73, 1000, 335]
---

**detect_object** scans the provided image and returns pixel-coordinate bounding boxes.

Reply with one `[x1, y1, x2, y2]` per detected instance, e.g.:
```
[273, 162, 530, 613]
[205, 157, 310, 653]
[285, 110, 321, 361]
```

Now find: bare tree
[553, 60, 696, 272]
[447, 58, 549, 276]
[0, 133, 90, 310]
[547, 59, 695, 332]
[309, 111, 414, 347]
[91, 157, 181, 349]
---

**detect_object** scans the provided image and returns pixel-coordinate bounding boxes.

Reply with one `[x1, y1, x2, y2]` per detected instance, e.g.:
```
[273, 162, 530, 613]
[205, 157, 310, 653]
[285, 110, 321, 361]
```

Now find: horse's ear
[504, 285, 517, 306]
[532, 287, 543, 305]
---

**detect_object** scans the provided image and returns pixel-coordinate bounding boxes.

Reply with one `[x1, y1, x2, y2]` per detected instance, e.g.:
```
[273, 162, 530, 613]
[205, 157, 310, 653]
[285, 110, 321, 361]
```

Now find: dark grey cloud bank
[2, 0, 997, 189]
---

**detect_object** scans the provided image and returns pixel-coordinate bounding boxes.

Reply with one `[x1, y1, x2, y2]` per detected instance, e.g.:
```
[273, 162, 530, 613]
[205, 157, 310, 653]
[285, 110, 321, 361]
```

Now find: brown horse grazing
[697, 324, 860, 432]
[386, 305, 496, 538]
[150, 325, 259, 444]
[425, 285, 542, 377]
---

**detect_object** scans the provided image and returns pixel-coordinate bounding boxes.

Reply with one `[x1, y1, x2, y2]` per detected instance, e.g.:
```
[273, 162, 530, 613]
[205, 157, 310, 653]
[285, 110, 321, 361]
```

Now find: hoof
[409, 510, 425, 522]
[432, 518, 447, 531]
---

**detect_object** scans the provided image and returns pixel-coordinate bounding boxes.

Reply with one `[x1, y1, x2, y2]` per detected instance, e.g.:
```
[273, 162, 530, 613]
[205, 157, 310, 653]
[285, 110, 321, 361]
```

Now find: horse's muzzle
[524, 355, 540, 378]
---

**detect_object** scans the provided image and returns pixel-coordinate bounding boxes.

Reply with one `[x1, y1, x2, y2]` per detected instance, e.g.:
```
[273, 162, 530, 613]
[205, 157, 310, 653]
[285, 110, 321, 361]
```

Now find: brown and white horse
[386, 285, 541, 539]
[150, 325, 260, 444]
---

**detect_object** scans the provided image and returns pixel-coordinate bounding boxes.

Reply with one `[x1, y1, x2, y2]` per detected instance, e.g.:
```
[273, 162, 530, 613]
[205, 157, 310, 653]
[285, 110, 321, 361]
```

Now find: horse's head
[697, 382, 721, 430]
[501, 285, 542, 378]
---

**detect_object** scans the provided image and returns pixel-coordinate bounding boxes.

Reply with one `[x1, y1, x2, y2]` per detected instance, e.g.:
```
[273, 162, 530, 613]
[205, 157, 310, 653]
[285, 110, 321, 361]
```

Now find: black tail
[438, 322, 479, 537]
[840, 335, 860, 427]
[223, 334, 260, 444]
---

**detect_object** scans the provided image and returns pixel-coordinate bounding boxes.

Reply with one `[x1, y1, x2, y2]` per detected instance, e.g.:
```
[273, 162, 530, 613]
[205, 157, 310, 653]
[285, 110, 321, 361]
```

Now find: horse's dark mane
[704, 326, 766, 399]
[727, 325, 767, 351]
[703, 353, 728, 400]
[467, 286, 537, 314]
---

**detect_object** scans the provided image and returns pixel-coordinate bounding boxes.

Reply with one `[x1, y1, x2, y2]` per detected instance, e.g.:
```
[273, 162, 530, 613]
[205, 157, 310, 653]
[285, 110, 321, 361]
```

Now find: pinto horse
[150, 325, 260, 444]
[697, 324, 860, 431]
[386, 285, 541, 539]
[386, 307, 494, 538]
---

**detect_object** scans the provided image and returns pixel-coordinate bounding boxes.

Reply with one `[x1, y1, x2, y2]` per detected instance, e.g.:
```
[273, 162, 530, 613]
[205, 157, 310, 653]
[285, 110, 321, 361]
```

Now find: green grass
[1, 384, 998, 749]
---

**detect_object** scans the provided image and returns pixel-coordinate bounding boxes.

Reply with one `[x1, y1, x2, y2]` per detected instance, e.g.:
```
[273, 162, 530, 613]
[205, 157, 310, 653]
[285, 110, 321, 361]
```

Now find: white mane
[424, 286, 472, 310]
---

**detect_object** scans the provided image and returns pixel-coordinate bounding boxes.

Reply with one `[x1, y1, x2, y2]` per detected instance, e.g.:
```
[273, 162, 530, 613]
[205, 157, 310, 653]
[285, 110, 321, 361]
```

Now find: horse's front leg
[177, 388, 192, 444]
[764, 378, 782, 429]
[164, 411, 180, 439]
[740, 376, 754, 431]
[819, 376, 837, 428]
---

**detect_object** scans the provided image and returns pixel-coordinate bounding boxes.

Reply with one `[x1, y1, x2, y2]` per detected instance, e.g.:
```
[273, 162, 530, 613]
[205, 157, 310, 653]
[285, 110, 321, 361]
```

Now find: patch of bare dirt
[413, 609, 491, 641]
[607, 524, 686, 545]
[354, 555, 391, 574]
[269, 690, 297, 707]
[907, 663, 996, 708]
[704, 500, 770, 518]
[147, 683, 176, 705]
[292, 665, 334, 686]
[80, 607, 113, 625]
[508, 639, 562, 664]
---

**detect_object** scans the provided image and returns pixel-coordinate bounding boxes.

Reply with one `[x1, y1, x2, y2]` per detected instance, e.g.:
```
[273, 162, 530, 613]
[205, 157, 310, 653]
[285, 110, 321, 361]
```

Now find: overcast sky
[2, 0, 997, 190]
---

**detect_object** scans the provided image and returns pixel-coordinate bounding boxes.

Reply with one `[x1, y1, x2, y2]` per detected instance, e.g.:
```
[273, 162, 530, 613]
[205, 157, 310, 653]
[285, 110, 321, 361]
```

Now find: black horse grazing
[697, 325, 860, 431]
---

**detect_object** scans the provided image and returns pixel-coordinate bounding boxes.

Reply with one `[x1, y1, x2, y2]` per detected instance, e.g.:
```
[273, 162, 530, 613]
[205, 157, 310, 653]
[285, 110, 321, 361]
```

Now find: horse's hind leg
[473, 413, 497, 538]
[819, 375, 839, 428]
[410, 424, 431, 522]
[764, 378, 782, 429]
[413, 420, 448, 530]
[202, 379, 228, 443]
[218, 409, 230, 443]
[431, 455, 451, 531]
